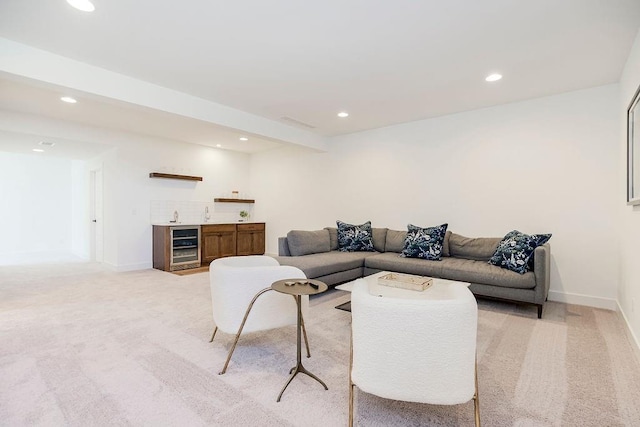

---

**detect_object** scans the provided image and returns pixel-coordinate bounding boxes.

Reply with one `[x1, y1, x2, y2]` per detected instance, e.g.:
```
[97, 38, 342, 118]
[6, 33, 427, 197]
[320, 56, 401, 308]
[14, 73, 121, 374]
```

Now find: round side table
[271, 278, 329, 402]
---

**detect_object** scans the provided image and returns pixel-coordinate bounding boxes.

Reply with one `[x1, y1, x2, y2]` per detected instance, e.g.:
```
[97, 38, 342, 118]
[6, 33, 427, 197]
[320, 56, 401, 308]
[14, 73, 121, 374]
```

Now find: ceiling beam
[0, 38, 328, 152]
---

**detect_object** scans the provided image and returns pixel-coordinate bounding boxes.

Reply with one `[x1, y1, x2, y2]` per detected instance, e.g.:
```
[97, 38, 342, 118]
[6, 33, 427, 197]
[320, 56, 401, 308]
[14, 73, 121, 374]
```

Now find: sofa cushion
[325, 227, 339, 250]
[440, 257, 536, 289]
[372, 228, 388, 252]
[489, 230, 552, 274]
[337, 220, 375, 252]
[365, 252, 445, 277]
[276, 251, 373, 278]
[365, 254, 536, 289]
[448, 232, 501, 261]
[401, 223, 448, 260]
[287, 229, 331, 256]
[442, 230, 452, 257]
[385, 229, 407, 253]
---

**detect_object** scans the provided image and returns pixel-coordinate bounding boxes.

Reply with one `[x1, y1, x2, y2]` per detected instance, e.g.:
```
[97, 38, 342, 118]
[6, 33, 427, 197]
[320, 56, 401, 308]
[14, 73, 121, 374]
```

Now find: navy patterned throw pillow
[336, 220, 375, 252]
[489, 230, 552, 274]
[401, 223, 448, 260]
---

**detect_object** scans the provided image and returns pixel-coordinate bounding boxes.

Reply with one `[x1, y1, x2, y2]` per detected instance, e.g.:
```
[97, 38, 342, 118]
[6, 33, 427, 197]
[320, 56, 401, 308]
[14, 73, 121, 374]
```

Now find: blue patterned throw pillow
[401, 223, 448, 260]
[489, 230, 552, 274]
[337, 220, 375, 252]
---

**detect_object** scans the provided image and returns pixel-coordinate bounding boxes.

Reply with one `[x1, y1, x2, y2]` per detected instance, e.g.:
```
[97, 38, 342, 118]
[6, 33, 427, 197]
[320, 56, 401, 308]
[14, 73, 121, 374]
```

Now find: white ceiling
[0, 0, 640, 156]
[0, 76, 283, 158]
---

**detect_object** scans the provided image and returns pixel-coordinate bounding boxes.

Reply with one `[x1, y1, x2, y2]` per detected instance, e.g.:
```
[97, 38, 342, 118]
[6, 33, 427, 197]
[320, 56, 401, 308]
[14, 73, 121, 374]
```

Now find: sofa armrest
[533, 243, 551, 305]
[278, 237, 291, 256]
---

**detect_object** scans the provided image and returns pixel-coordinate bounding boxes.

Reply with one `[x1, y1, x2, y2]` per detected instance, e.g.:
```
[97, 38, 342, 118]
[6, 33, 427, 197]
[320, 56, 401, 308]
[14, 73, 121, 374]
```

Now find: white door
[90, 168, 104, 262]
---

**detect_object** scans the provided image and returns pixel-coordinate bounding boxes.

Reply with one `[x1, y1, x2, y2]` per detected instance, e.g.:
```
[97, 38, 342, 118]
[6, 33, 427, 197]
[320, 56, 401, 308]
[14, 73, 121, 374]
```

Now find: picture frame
[627, 83, 640, 205]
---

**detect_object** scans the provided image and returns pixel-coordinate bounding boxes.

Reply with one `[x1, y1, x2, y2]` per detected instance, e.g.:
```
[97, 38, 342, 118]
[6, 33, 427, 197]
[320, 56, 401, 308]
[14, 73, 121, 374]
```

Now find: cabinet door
[202, 225, 237, 263]
[237, 223, 265, 256]
[252, 229, 265, 255]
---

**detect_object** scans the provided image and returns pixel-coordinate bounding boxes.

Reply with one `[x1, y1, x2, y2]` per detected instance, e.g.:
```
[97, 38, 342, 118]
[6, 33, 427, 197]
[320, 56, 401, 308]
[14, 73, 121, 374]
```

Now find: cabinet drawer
[202, 224, 236, 233]
[237, 223, 265, 232]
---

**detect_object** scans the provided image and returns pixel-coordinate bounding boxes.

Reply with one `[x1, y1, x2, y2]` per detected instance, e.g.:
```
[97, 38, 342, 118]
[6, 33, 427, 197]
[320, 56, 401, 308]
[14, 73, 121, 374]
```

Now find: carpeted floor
[1, 262, 640, 426]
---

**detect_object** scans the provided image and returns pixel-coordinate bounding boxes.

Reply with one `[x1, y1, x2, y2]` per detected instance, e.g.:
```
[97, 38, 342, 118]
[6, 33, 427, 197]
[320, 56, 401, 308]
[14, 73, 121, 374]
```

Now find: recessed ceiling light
[485, 73, 503, 82]
[60, 96, 77, 103]
[337, 112, 349, 118]
[66, 0, 95, 12]
[239, 137, 249, 141]
[216, 144, 222, 148]
[32, 148, 44, 153]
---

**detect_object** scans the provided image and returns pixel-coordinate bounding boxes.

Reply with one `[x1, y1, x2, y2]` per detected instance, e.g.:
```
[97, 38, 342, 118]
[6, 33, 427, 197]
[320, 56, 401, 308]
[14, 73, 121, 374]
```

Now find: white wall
[618, 29, 640, 349]
[252, 85, 620, 308]
[0, 110, 253, 271]
[0, 152, 74, 257]
[105, 136, 252, 271]
[1, 81, 624, 311]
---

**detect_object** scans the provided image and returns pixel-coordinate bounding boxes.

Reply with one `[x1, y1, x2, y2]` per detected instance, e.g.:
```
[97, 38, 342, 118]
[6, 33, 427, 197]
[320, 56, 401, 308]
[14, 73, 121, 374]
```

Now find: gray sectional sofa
[276, 227, 551, 318]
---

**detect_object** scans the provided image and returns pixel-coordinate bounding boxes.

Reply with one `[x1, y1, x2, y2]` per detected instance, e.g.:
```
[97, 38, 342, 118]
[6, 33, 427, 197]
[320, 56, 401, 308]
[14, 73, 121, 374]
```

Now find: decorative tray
[378, 272, 433, 291]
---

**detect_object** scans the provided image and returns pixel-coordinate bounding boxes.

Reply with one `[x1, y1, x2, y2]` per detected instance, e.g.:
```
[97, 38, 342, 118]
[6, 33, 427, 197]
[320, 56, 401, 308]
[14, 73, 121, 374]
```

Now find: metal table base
[277, 294, 328, 401]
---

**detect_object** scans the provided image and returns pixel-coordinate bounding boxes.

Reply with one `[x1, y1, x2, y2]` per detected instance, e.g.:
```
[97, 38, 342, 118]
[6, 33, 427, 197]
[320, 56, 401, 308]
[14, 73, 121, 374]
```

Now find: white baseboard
[617, 302, 640, 358]
[102, 262, 117, 272]
[547, 292, 640, 356]
[117, 262, 153, 272]
[547, 290, 618, 311]
[103, 262, 152, 272]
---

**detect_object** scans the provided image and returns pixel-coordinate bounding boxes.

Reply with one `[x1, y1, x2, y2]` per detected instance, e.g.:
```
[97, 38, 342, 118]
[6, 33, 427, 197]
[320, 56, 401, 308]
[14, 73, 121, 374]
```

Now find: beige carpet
[1, 262, 640, 426]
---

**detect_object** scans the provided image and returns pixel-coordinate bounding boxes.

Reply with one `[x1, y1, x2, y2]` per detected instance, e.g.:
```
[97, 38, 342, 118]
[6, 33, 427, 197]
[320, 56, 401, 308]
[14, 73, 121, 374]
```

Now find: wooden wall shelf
[149, 172, 203, 181]
[214, 198, 255, 203]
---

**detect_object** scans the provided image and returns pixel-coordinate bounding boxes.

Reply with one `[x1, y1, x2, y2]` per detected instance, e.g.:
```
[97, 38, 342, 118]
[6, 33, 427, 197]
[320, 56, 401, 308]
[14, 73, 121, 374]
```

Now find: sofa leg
[537, 305, 543, 319]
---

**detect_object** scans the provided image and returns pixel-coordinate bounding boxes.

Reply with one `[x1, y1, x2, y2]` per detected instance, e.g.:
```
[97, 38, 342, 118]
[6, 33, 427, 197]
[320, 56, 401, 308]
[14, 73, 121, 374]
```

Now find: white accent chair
[349, 279, 480, 426]
[209, 255, 310, 374]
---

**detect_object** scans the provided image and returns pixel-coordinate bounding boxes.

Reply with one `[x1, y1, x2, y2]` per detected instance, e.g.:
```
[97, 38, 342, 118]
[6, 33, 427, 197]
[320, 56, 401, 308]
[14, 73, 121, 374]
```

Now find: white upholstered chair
[209, 255, 310, 374]
[349, 279, 480, 426]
